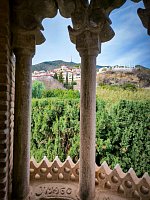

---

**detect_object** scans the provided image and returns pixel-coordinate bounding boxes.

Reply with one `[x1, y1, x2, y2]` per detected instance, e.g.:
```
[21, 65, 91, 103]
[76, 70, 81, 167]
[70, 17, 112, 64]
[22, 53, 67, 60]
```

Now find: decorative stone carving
[30, 157, 150, 200]
[56, 0, 127, 45]
[30, 183, 79, 200]
[12, 0, 58, 45]
[30, 156, 79, 183]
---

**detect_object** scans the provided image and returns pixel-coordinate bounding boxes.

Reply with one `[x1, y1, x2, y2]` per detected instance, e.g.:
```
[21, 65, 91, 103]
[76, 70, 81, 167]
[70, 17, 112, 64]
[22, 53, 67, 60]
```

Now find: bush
[121, 83, 137, 91]
[31, 98, 80, 162]
[42, 89, 80, 99]
[32, 80, 45, 98]
[96, 100, 150, 176]
[31, 98, 150, 176]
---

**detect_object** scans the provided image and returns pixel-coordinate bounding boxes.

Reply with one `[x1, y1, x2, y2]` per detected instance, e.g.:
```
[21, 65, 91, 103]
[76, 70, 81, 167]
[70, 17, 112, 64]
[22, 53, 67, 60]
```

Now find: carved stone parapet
[29, 157, 150, 200]
[30, 156, 79, 183]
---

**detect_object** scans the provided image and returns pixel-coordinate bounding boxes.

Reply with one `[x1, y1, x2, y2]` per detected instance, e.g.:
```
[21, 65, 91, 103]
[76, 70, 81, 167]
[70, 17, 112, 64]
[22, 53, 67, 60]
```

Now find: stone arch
[10, 1, 150, 200]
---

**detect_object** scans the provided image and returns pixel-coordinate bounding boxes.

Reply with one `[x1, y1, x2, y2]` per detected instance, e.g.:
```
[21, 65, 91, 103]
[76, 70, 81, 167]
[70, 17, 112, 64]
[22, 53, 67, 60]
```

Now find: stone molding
[30, 156, 150, 200]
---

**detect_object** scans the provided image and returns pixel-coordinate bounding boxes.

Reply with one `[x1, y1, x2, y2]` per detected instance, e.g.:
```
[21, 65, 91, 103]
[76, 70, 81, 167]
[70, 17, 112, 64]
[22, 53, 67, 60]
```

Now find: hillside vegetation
[96, 85, 150, 105]
[97, 68, 150, 88]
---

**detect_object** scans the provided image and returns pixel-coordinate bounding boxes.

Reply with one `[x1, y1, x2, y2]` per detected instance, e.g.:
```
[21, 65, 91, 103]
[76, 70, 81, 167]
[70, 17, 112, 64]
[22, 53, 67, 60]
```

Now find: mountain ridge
[32, 60, 104, 72]
[32, 60, 150, 72]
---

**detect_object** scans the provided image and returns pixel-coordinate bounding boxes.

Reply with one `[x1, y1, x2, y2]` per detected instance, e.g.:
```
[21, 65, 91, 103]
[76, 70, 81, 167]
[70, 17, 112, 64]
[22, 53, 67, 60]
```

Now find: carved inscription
[31, 183, 79, 200]
[35, 186, 72, 197]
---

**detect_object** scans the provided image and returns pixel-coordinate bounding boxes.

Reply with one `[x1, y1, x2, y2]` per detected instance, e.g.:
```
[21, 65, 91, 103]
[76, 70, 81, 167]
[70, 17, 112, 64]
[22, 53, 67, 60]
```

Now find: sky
[32, 0, 150, 68]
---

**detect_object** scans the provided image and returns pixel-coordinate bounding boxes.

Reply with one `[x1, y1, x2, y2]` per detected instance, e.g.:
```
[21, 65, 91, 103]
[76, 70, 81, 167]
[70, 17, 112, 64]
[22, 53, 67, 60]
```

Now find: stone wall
[0, 0, 14, 199]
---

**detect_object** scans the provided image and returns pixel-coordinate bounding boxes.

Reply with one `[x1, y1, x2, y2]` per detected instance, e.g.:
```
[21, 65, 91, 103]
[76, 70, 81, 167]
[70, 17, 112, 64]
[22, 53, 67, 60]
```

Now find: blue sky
[33, 1, 150, 68]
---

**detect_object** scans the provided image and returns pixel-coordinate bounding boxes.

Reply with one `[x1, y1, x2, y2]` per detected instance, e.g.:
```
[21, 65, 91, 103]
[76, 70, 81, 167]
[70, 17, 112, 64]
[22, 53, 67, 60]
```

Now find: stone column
[70, 29, 100, 200]
[12, 33, 35, 200]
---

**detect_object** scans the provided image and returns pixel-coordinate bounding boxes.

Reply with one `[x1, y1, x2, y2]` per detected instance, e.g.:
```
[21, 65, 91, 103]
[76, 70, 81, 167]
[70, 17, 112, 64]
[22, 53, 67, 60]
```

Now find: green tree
[64, 72, 69, 89]
[53, 72, 58, 80]
[32, 80, 45, 98]
[58, 72, 64, 83]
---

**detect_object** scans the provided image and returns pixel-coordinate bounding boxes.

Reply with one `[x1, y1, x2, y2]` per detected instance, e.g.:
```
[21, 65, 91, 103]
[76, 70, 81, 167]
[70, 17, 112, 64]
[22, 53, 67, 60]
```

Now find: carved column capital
[12, 32, 36, 57]
[67, 0, 128, 56]
[77, 31, 101, 56]
[69, 25, 101, 57]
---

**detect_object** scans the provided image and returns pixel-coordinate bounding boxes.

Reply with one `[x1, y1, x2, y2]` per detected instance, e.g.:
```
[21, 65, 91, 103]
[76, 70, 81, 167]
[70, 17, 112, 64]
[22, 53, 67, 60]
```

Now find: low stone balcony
[29, 157, 150, 200]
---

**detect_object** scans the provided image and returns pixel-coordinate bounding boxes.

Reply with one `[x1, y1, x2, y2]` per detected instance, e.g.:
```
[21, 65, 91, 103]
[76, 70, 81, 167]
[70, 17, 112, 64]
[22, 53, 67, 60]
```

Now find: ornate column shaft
[69, 25, 101, 199]
[78, 32, 100, 200]
[12, 33, 35, 200]
[66, 1, 128, 199]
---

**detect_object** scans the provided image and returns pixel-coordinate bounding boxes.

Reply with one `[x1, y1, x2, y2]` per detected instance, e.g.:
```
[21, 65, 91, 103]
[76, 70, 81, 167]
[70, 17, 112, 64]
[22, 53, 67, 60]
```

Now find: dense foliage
[31, 99, 80, 162]
[99, 83, 138, 91]
[31, 98, 150, 176]
[96, 100, 150, 176]
[32, 81, 45, 98]
[42, 89, 80, 99]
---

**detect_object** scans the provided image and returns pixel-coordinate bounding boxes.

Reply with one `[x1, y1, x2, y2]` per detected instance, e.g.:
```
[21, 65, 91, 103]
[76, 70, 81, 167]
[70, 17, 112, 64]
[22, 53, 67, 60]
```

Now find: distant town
[32, 65, 136, 82]
[32, 64, 150, 89]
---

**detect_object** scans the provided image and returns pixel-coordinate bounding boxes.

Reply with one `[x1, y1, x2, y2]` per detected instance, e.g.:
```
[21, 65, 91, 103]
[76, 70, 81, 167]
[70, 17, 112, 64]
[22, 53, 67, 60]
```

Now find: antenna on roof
[71, 55, 72, 63]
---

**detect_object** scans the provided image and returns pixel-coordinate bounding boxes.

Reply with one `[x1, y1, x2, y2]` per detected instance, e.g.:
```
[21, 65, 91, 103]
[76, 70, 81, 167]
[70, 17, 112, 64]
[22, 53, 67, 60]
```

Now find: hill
[97, 67, 150, 88]
[32, 60, 103, 72]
